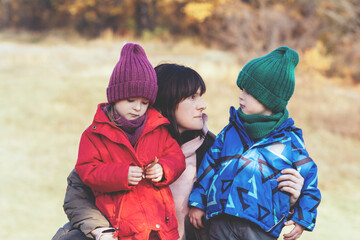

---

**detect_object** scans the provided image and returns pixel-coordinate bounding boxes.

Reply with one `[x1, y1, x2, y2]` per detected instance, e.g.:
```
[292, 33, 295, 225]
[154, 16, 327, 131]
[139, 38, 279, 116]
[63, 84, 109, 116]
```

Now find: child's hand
[145, 163, 163, 182]
[283, 220, 305, 240]
[128, 166, 143, 186]
[188, 207, 206, 229]
[277, 168, 304, 207]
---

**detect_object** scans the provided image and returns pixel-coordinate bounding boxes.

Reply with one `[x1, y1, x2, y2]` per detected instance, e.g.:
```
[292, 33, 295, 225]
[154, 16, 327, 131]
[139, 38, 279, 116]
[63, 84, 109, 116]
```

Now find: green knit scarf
[237, 108, 289, 140]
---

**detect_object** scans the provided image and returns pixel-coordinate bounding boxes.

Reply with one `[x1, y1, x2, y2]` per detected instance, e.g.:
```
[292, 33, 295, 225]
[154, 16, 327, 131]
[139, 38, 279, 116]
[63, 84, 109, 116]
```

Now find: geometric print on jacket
[189, 107, 321, 237]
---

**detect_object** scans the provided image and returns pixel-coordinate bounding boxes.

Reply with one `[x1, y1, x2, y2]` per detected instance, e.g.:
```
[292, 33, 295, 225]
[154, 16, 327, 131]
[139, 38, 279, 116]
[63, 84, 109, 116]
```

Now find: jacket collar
[229, 106, 297, 147]
[90, 103, 169, 144]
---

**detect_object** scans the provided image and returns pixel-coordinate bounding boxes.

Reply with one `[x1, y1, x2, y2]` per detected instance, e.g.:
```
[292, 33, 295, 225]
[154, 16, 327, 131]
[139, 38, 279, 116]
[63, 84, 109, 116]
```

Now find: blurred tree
[315, 0, 360, 82]
[0, 0, 11, 28]
[50, 0, 133, 36]
[0, 0, 359, 82]
[0, 0, 52, 30]
[134, 0, 158, 35]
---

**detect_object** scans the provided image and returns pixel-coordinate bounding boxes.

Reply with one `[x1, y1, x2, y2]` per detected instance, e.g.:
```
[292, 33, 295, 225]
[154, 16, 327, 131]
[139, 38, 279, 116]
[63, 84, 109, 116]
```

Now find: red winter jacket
[75, 103, 186, 240]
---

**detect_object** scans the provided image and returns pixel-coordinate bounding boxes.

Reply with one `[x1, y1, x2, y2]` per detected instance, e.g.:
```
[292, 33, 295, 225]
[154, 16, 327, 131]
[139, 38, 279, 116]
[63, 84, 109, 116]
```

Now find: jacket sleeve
[153, 128, 186, 187]
[63, 169, 111, 236]
[75, 131, 132, 193]
[289, 132, 321, 231]
[188, 129, 225, 210]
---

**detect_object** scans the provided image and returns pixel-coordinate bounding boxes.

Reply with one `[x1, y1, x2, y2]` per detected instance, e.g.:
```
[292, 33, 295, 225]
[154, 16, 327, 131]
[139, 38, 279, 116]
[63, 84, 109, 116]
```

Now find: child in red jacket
[75, 43, 186, 240]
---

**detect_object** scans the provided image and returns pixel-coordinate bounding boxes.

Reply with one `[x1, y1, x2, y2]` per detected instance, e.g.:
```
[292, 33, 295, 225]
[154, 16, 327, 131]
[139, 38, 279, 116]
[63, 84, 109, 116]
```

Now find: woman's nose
[198, 98, 207, 111]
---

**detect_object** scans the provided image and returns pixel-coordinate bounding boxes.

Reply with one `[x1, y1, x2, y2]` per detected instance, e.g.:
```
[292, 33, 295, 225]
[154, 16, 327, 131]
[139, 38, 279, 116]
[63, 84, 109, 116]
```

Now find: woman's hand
[128, 166, 143, 186]
[145, 163, 163, 182]
[283, 220, 305, 240]
[188, 207, 206, 229]
[277, 168, 304, 207]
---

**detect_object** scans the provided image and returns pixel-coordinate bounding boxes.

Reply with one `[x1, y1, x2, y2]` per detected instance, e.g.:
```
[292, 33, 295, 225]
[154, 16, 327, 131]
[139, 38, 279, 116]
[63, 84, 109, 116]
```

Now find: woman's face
[175, 88, 206, 133]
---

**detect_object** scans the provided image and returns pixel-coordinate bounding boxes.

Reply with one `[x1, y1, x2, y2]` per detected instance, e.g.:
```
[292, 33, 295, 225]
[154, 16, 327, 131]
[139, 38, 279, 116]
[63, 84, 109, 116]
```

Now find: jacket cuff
[188, 201, 206, 211]
[91, 227, 116, 240]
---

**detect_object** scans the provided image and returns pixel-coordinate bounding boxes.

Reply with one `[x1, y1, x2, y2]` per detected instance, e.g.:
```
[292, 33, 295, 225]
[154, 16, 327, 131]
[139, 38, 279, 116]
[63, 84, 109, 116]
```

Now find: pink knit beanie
[107, 43, 158, 104]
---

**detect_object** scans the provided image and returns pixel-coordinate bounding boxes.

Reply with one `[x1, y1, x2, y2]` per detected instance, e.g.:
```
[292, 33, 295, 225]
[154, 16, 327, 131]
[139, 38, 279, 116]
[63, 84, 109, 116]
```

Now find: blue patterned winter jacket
[189, 107, 321, 237]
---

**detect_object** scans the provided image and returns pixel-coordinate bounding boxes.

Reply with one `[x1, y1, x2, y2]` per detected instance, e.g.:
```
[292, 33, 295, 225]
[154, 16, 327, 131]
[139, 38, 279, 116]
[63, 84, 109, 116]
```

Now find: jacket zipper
[266, 214, 286, 233]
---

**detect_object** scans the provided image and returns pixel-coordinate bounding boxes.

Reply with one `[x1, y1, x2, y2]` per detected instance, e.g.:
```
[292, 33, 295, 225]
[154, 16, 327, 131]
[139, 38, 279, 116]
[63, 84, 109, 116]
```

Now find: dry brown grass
[1, 31, 359, 239]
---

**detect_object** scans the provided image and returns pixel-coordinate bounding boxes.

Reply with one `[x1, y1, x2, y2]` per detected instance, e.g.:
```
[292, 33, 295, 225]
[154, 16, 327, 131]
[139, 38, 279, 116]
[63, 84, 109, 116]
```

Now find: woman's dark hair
[153, 63, 206, 144]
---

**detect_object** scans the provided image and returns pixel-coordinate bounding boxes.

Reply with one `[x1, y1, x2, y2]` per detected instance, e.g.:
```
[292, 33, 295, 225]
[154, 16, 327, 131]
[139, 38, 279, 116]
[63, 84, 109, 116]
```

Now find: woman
[53, 63, 304, 240]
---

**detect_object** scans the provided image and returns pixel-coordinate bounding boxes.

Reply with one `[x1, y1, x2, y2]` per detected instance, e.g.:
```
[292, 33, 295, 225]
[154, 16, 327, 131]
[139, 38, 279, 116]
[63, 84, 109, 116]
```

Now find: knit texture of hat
[236, 46, 299, 113]
[107, 43, 158, 104]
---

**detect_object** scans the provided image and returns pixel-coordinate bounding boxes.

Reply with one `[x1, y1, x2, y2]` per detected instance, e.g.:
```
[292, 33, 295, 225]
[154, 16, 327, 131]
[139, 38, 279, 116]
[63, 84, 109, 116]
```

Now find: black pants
[185, 214, 210, 240]
[209, 214, 277, 240]
[59, 229, 93, 240]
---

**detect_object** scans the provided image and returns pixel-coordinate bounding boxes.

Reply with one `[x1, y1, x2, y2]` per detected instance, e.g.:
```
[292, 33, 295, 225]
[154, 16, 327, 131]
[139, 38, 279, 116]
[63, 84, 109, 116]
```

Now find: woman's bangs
[181, 72, 206, 99]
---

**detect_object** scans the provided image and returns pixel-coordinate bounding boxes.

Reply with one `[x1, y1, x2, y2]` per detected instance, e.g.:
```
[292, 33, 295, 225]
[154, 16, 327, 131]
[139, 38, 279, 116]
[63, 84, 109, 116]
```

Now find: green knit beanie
[236, 46, 299, 113]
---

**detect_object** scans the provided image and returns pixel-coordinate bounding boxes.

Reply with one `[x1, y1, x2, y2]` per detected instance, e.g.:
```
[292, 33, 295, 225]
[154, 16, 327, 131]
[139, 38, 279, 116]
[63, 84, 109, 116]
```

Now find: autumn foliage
[1, 0, 360, 83]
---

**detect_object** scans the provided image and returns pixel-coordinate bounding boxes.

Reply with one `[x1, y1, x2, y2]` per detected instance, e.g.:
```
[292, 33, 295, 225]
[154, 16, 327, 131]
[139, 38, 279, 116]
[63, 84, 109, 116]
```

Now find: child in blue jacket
[188, 46, 321, 240]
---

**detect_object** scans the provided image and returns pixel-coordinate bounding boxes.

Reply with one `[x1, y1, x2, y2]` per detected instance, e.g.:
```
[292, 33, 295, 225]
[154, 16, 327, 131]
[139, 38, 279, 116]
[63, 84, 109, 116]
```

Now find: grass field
[1, 31, 359, 239]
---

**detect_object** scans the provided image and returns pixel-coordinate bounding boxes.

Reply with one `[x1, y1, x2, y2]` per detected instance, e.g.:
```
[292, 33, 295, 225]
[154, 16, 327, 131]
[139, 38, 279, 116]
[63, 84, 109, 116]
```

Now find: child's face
[175, 88, 207, 133]
[239, 89, 272, 116]
[114, 98, 149, 120]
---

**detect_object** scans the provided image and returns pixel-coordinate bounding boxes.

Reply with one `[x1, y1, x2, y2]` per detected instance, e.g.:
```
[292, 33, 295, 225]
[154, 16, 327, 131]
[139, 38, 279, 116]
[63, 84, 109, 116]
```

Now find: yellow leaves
[184, 2, 214, 22]
[273, 3, 286, 12]
[57, 0, 97, 15]
[85, 11, 97, 22]
[302, 41, 332, 72]
[319, 0, 334, 10]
